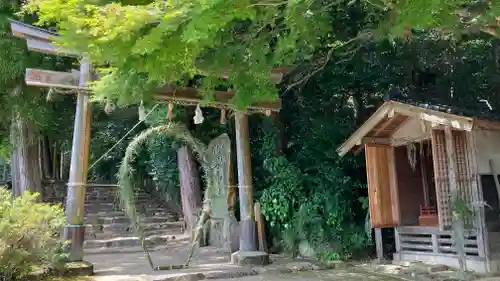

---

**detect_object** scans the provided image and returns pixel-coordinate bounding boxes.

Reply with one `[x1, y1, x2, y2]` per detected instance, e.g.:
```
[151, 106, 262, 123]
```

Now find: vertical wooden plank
[394, 228, 401, 252]
[365, 144, 379, 227]
[365, 144, 399, 228]
[254, 202, 268, 252]
[431, 234, 439, 253]
[467, 131, 488, 259]
[375, 228, 384, 261]
[388, 147, 401, 224]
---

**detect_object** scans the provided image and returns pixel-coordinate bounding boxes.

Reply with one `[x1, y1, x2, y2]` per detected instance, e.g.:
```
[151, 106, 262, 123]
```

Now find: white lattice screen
[453, 131, 476, 227]
[432, 129, 476, 230]
[432, 129, 452, 229]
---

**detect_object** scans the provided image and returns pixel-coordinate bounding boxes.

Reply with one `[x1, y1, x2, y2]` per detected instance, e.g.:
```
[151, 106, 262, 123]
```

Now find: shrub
[0, 189, 68, 280]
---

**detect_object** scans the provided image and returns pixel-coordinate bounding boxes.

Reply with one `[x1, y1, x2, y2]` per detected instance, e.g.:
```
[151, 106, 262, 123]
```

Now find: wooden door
[365, 144, 400, 228]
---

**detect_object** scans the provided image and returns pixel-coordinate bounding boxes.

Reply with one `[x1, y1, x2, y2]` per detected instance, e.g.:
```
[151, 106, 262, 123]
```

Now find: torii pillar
[231, 111, 269, 265]
[62, 57, 93, 261]
[8, 20, 94, 263]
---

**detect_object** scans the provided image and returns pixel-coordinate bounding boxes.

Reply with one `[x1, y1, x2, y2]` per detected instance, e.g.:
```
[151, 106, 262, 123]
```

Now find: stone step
[84, 203, 171, 209]
[84, 244, 167, 255]
[85, 210, 178, 219]
[83, 234, 173, 249]
[84, 220, 184, 232]
[46, 195, 152, 200]
[84, 218, 184, 231]
[85, 206, 171, 211]
[87, 214, 180, 223]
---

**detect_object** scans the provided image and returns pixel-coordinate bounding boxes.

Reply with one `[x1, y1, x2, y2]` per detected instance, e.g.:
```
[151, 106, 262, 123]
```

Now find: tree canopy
[381, 0, 500, 38]
[23, 0, 383, 109]
[0, 0, 77, 159]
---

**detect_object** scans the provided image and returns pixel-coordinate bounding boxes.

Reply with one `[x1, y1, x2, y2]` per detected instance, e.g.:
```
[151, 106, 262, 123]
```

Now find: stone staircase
[42, 182, 185, 254]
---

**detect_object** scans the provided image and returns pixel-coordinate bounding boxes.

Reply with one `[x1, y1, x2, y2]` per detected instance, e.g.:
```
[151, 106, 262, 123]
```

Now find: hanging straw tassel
[138, 100, 146, 121]
[46, 88, 55, 102]
[193, 104, 204, 124]
[220, 108, 226, 124]
[104, 101, 116, 114]
[167, 103, 174, 121]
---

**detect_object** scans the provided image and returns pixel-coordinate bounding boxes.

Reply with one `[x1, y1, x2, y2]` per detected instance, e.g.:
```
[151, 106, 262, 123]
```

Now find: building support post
[231, 111, 269, 265]
[63, 57, 92, 262]
[234, 112, 257, 251]
[375, 228, 384, 261]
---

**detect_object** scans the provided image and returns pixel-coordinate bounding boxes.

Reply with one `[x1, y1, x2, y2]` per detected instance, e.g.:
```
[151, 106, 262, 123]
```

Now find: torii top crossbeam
[9, 19, 287, 114]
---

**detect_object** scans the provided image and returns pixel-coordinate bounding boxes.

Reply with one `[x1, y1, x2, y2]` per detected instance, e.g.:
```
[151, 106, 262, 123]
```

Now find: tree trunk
[40, 136, 52, 180]
[60, 146, 65, 180]
[53, 141, 59, 180]
[177, 146, 202, 234]
[10, 113, 42, 197]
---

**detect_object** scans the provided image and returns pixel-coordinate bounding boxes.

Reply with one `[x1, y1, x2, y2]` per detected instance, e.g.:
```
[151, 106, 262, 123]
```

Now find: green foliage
[260, 156, 302, 229]
[0, 1, 78, 158]
[453, 195, 475, 231]
[0, 189, 68, 280]
[23, 0, 362, 109]
[378, 0, 500, 38]
[253, 112, 370, 259]
[143, 133, 180, 206]
[89, 105, 146, 181]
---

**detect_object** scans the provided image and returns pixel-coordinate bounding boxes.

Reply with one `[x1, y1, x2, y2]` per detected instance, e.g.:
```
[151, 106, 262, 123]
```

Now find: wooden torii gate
[9, 19, 285, 263]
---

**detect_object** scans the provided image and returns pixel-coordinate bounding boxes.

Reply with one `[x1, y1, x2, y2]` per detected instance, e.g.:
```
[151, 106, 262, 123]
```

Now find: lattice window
[432, 129, 452, 230]
[432, 129, 476, 230]
[453, 131, 475, 228]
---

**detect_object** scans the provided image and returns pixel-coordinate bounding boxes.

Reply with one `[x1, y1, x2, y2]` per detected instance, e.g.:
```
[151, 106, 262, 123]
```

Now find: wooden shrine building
[338, 98, 500, 273]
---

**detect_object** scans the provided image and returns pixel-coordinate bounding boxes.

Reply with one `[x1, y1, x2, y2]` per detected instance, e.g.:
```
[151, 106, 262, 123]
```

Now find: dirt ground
[84, 238, 405, 281]
[211, 270, 405, 281]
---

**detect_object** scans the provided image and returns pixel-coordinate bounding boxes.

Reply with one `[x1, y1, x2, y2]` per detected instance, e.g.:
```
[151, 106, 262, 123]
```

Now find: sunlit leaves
[380, 0, 500, 38]
[25, 0, 334, 109]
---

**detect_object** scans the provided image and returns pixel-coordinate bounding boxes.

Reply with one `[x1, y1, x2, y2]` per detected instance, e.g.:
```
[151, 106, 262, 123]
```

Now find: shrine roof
[337, 97, 500, 157]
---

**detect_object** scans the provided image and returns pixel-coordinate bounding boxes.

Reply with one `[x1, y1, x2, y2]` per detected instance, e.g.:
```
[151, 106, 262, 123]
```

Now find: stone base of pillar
[239, 219, 257, 251]
[57, 261, 94, 276]
[231, 251, 269, 266]
[62, 225, 86, 262]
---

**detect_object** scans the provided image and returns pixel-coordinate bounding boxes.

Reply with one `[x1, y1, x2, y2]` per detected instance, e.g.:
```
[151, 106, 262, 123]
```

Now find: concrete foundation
[59, 261, 94, 276]
[231, 251, 269, 266]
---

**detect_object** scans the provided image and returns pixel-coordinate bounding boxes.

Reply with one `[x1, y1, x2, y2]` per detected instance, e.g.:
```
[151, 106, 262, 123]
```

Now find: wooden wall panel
[365, 144, 400, 228]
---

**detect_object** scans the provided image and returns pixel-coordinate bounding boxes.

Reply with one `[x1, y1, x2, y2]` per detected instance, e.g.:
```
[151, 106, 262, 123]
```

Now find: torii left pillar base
[231, 251, 269, 266]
